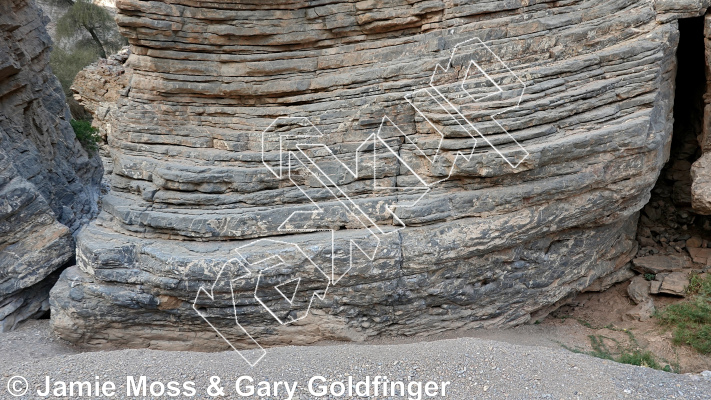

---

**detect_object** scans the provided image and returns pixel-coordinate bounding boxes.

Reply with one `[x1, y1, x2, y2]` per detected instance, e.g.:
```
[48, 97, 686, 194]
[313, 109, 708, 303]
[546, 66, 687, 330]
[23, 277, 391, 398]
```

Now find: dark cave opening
[667, 16, 704, 203]
[32, 257, 75, 321]
[636, 16, 711, 258]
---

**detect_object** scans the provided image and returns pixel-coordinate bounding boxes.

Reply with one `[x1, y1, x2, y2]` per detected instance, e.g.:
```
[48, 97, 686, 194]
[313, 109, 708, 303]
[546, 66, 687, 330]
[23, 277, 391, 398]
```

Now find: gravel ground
[2, 323, 711, 400]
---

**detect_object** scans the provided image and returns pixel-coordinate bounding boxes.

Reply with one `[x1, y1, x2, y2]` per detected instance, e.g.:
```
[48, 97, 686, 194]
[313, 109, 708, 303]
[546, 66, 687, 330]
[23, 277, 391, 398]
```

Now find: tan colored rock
[691, 153, 711, 215]
[659, 272, 690, 296]
[157, 295, 182, 310]
[650, 280, 663, 295]
[70, 48, 130, 179]
[71, 48, 129, 142]
[686, 236, 703, 249]
[688, 247, 711, 264]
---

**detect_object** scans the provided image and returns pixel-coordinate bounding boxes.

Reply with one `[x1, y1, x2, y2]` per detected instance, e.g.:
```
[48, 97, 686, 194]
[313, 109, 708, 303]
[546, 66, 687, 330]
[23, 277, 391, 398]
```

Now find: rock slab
[0, 0, 102, 331]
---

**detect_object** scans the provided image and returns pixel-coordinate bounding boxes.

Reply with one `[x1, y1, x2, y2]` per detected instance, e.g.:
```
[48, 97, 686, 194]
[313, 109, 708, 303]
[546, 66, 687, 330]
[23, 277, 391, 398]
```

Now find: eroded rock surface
[0, 0, 102, 331]
[53, 0, 709, 350]
[71, 47, 130, 179]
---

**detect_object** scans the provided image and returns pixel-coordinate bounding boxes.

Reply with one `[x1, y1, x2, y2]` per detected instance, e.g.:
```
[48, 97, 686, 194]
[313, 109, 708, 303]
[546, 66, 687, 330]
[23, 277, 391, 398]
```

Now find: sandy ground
[2, 323, 711, 400]
[1, 323, 710, 399]
[1, 283, 710, 399]
[327, 282, 711, 374]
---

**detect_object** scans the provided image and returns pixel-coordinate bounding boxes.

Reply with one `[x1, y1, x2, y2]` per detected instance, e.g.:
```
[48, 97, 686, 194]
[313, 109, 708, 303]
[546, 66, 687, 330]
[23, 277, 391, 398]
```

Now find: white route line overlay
[194, 37, 529, 366]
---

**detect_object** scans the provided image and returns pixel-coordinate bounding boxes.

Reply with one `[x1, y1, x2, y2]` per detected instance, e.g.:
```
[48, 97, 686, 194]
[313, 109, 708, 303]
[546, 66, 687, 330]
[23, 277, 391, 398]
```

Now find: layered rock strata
[0, 0, 102, 331]
[53, 0, 709, 350]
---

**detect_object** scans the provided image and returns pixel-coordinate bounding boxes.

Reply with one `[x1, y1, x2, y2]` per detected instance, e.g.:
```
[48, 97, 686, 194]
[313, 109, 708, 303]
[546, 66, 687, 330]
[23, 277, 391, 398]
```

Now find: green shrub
[616, 349, 663, 369]
[70, 119, 101, 152]
[657, 274, 711, 355]
[587, 334, 665, 369]
[686, 273, 711, 296]
[564, 331, 679, 373]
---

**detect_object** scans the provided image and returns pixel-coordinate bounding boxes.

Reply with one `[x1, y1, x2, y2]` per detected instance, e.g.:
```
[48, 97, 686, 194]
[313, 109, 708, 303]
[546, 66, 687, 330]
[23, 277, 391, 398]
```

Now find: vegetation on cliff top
[43, 0, 125, 96]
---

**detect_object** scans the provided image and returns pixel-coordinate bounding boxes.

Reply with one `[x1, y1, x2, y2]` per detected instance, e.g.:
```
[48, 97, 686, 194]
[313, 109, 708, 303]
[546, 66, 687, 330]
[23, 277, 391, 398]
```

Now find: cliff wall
[54, 0, 709, 351]
[0, 0, 103, 331]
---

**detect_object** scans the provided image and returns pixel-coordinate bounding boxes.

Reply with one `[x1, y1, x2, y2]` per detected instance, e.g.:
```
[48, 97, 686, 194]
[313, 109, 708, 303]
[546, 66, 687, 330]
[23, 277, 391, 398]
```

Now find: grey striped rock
[54, 0, 708, 350]
[0, 0, 102, 331]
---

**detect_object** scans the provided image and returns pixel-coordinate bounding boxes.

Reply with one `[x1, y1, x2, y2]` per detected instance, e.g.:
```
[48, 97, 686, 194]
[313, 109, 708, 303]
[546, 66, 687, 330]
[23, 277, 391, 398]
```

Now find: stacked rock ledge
[54, 0, 710, 349]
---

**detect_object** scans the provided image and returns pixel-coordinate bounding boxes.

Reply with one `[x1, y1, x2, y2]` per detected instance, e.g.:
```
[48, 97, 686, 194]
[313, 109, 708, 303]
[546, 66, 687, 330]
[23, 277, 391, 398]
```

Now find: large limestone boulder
[53, 0, 708, 352]
[0, 0, 103, 331]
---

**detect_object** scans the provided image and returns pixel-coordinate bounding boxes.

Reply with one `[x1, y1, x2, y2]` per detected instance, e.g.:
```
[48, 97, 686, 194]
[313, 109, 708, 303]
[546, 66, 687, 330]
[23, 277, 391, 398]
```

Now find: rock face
[70, 48, 129, 141]
[691, 13, 711, 214]
[53, 0, 709, 351]
[0, 0, 103, 331]
[70, 47, 130, 179]
[692, 152, 711, 213]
